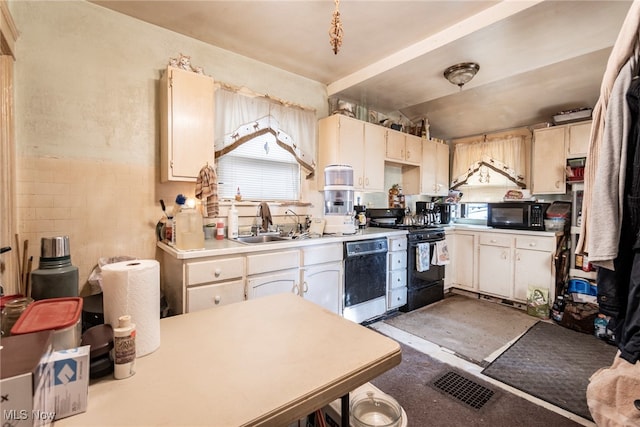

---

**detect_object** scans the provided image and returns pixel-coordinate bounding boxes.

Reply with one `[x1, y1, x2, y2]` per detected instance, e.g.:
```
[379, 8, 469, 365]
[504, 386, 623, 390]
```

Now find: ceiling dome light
[444, 62, 480, 89]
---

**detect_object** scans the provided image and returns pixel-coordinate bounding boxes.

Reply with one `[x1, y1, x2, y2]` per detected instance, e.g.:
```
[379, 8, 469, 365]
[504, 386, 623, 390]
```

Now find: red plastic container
[10, 297, 83, 350]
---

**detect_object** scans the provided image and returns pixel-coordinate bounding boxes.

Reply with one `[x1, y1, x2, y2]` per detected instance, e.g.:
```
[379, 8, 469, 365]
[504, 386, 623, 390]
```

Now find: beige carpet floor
[384, 293, 539, 365]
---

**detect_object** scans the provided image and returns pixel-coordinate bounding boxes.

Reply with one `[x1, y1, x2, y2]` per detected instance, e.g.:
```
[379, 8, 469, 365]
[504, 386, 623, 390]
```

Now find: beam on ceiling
[327, 0, 544, 96]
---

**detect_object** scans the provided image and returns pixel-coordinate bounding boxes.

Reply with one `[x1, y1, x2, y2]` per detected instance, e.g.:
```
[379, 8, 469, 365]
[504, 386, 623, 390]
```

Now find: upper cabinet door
[161, 67, 215, 182]
[363, 122, 386, 191]
[532, 127, 566, 195]
[404, 135, 423, 165]
[567, 121, 592, 158]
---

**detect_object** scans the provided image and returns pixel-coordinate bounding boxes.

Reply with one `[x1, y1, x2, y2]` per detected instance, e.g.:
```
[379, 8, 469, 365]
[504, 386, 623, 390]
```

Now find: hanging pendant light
[444, 62, 480, 90]
[329, 0, 343, 55]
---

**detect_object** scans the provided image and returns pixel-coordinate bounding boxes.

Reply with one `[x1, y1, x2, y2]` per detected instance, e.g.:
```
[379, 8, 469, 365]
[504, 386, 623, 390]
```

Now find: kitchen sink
[234, 235, 291, 244]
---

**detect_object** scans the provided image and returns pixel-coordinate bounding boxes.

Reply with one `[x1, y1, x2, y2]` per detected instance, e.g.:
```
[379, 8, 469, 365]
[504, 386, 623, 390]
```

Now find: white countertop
[56, 294, 401, 426]
[158, 228, 408, 259]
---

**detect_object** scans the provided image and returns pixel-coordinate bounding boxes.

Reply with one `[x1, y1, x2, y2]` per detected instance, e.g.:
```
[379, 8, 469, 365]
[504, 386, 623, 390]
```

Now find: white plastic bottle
[113, 315, 136, 379]
[227, 202, 239, 239]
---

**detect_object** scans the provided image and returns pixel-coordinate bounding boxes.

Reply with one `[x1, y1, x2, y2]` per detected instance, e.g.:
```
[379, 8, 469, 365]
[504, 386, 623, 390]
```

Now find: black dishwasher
[343, 238, 388, 323]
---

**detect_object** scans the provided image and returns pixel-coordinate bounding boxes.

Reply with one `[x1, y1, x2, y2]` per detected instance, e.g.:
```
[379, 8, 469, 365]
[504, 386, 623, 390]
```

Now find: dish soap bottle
[113, 315, 136, 379]
[227, 202, 239, 239]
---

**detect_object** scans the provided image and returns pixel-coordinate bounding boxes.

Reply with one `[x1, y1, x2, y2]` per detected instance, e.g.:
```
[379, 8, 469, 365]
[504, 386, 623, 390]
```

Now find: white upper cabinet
[566, 120, 592, 158]
[318, 115, 385, 191]
[386, 131, 422, 165]
[532, 126, 566, 194]
[160, 66, 215, 182]
[421, 139, 450, 196]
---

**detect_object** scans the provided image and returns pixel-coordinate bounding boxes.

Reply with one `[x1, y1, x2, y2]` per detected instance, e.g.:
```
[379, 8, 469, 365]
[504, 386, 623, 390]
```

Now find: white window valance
[214, 88, 316, 174]
[451, 135, 526, 188]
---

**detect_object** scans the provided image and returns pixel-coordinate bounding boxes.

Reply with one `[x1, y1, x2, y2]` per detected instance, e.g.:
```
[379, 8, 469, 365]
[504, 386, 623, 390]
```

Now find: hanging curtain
[214, 88, 316, 174]
[451, 135, 526, 188]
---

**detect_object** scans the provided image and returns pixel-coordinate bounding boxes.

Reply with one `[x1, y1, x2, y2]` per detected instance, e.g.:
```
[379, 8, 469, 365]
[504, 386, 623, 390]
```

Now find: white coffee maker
[323, 165, 356, 234]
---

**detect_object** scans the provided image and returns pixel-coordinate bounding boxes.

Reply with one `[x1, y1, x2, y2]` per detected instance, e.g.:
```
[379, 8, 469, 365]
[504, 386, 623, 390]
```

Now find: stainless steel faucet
[285, 209, 302, 233]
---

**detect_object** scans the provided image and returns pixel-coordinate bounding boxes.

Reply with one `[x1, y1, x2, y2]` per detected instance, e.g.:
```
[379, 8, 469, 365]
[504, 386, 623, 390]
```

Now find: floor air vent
[432, 371, 494, 409]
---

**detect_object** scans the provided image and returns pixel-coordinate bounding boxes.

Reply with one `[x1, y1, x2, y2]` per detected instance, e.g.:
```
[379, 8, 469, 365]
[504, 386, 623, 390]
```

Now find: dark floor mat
[482, 321, 618, 421]
[371, 342, 583, 426]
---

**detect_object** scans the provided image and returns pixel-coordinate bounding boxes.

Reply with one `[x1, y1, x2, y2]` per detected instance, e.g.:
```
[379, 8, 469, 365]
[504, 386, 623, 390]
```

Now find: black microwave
[487, 202, 550, 231]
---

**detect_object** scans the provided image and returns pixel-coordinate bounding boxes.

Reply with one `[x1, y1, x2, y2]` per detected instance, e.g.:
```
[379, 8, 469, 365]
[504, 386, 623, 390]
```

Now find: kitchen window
[214, 87, 316, 201]
[216, 132, 300, 200]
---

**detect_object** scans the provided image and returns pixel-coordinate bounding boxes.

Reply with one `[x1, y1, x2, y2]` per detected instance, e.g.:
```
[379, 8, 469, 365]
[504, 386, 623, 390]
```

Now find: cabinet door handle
[214, 268, 221, 277]
[502, 251, 508, 260]
[365, 177, 369, 186]
[490, 239, 497, 243]
[292, 283, 300, 295]
[516, 253, 521, 261]
[214, 295, 221, 304]
[406, 150, 411, 159]
[529, 242, 536, 247]
[359, 177, 364, 186]
[303, 281, 309, 294]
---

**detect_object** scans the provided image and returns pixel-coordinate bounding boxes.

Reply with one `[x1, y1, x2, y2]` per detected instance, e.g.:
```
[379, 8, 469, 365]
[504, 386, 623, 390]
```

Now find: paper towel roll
[102, 260, 160, 357]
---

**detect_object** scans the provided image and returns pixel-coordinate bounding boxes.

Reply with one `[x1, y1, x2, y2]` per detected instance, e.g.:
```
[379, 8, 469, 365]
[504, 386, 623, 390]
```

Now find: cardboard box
[0, 331, 56, 427]
[49, 346, 90, 420]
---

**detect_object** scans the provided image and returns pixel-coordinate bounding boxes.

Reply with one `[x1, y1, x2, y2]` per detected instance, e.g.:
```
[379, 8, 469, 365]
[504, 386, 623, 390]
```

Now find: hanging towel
[432, 240, 451, 266]
[258, 202, 273, 232]
[195, 164, 219, 217]
[416, 243, 430, 272]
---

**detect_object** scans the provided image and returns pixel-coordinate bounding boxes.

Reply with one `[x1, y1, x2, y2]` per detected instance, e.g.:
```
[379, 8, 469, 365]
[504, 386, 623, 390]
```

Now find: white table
[56, 293, 401, 426]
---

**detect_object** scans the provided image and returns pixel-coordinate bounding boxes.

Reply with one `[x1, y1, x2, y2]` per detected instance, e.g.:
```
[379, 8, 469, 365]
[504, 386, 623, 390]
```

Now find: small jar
[216, 222, 225, 240]
[1, 297, 34, 337]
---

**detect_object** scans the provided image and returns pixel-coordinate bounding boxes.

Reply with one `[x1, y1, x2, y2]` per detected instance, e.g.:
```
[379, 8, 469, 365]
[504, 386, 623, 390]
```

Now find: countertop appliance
[487, 201, 550, 231]
[367, 208, 446, 312]
[323, 165, 356, 235]
[343, 238, 388, 324]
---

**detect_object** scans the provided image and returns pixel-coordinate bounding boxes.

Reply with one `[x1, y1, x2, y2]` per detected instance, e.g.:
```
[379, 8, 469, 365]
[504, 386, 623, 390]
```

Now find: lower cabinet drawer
[479, 234, 511, 247]
[515, 235, 555, 252]
[389, 269, 407, 289]
[388, 286, 407, 309]
[186, 257, 244, 286]
[389, 251, 407, 270]
[247, 250, 300, 275]
[186, 280, 245, 312]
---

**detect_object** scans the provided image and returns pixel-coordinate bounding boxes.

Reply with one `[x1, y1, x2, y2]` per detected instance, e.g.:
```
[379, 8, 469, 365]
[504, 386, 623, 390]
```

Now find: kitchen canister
[31, 236, 79, 300]
[101, 260, 160, 357]
[10, 297, 83, 350]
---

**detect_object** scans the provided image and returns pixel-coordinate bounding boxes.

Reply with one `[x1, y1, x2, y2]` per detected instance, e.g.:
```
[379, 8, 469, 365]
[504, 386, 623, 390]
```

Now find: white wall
[10, 0, 327, 295]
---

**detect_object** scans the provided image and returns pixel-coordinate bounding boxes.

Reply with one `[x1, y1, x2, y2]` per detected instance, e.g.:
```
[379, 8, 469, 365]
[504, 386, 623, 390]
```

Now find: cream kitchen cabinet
[447, 231, 476, 291]
[421, 139, 450, 196]
[387, 236, 408, 310]
[477, 234, 513, 297]
[246, 249, 300, 299]
[385, 131, 422, 165]
[160, 253, 245, 314]
[318, 115, 385, 191]
[474, 231, 557, 302]
[300, 243, 343, 314]
[513, 235, 557, 302]
[248, 269, 300, 299]
[532, 126, 566, 194]
[566, 120, 592, 158]
[160, 66, 215, 182]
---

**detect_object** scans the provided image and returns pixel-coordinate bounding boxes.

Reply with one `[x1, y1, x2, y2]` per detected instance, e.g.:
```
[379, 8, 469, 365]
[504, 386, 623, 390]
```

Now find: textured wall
[10, 0, 326, 295]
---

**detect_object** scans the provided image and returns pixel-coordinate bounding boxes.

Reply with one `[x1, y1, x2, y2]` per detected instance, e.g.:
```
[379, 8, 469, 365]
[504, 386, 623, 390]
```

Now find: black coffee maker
[436, 203, 457, 224]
